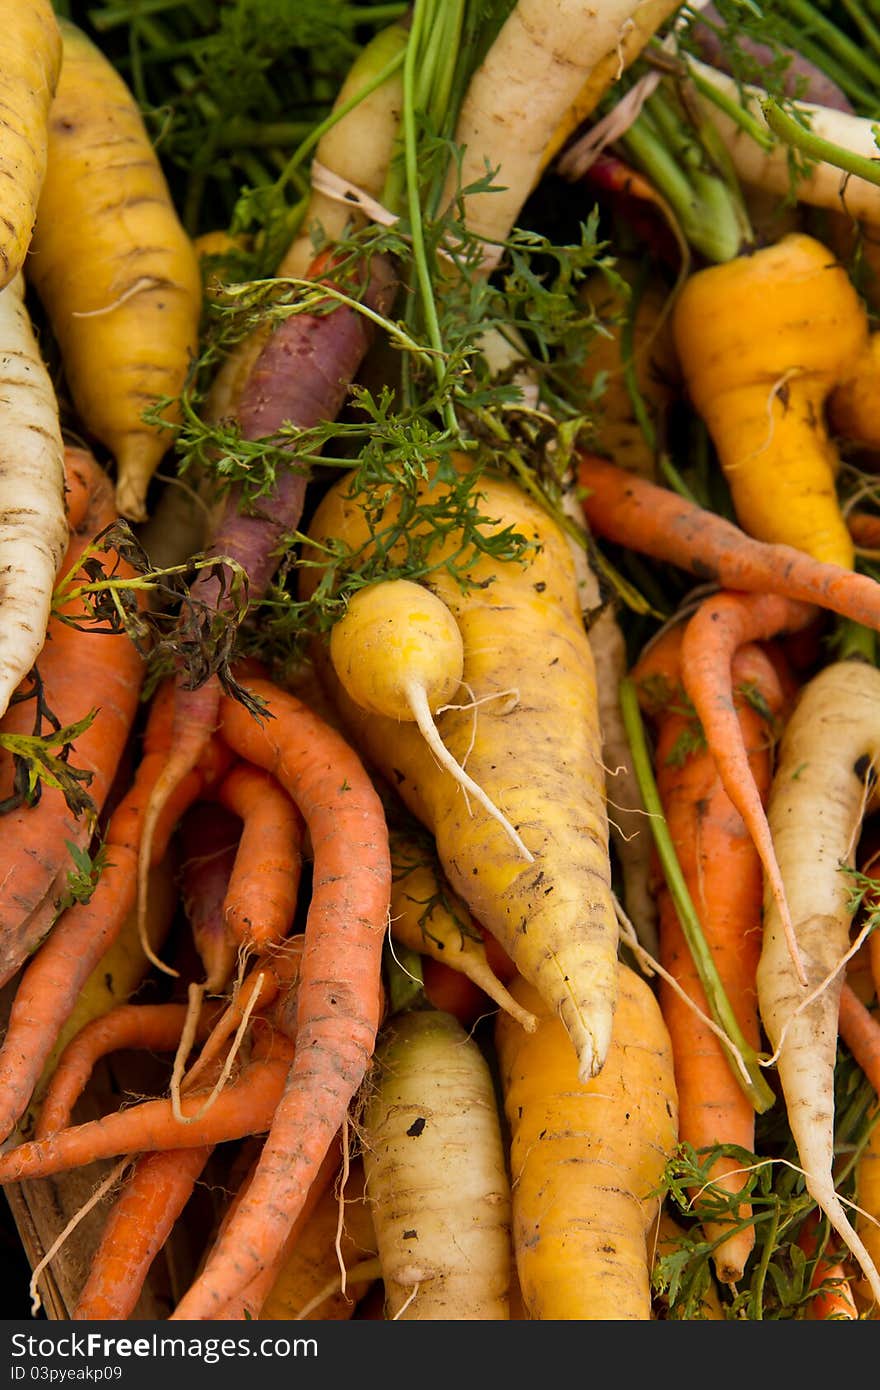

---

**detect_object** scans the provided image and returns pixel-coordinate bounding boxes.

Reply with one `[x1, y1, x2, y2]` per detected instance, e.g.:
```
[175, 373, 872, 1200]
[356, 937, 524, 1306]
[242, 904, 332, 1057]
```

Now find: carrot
[210, 1125, 340, 1321]
[755, 657, 880, 1303]
[688, 57, 880, 227]
[0, 269, 67, 720]
[0, 0, 62, 289]
[671, 233, 867, 568]
[0, 448, 143, 989]
[679, 589, 815, 971]
[330, 578, 530, 859]
[0, 1027, 294, 1185]
[303, 455, 618, 1085]
[577, 451, 880, 632]
[0, 680, 229, 1143]
[388, 829, 538, 1033]
[71, 1146, 214, 1321]
[214, 761, 305, 955]
[838, 983, 880, 1096]
[134, 247, 397, 979]
[633, 626, 774, 1285]
[796, 1211, 858, 1321]
[26, 856, 178, 1125]
[168, 674, 391, 1318]
[441, 0, 681, 253]
[255, 1155, 377, 1321]
[846, 509, 880, 555]
[35, 1001, 224, 1140]
[495, 960, 679, 1320]
[179, 802, 241, 993]
[27, 19, 202, 522]
[360, 1008, 512, 1320]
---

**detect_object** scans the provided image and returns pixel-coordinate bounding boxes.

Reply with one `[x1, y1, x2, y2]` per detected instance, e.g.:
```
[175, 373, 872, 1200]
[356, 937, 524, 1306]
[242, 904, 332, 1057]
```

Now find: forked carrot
[35, 1000, 224, 1139]
[633, 625, 776, 1284]
[0, 681, 231, 1142]
[169, 675, 391, 1319]
[0, 1024, 294, 1184]
[577, 452, 880, 632]
[679, 590, 815, 982]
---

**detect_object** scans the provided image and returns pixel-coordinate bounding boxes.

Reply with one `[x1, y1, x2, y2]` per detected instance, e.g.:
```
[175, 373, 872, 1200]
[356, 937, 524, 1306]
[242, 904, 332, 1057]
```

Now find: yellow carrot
[0, 0, 61, 289]
[495, 961, 678, 1320]
[672, 232, 868, 567]
[27, 20, 202, 521]
[302, 455, 618, 1082]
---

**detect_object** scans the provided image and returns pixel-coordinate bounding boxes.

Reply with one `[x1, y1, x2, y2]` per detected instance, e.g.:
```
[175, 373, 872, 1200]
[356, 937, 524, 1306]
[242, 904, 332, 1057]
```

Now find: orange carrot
[72, 1146, 214, 1320]
[212, 1132, 343, 1320]
[679, 590, 813, 974]
[577, 451, 880, 631]
[74, 945, 304, 1321]
[0, 447, 143, 987]
[0, 681, 231, 1142]
[846, 510, 880, 553]
[796, 1210, 858, 1320]
[35, 1000, 224, 1139]
[214, 761, 305, 954]
[0, 1024, 294, 1184]
[633, 625, 776, 1284]
[169, 675, 391, 1319]
[838, 983, 880, 1095]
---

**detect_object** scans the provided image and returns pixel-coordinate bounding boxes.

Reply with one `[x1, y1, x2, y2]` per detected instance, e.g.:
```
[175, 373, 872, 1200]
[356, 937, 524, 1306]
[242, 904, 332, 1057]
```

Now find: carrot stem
[760, 96, 880, 188]
[619, 675, 775, 1113]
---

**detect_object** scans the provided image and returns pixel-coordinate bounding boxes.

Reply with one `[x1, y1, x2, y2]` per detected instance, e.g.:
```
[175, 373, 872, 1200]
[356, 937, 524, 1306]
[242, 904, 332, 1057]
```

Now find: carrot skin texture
[361, 1009, 512, 1320]
[72, 1146, 214, 1320]
[634, 629, 774, 1284]
[168, 677, 391, 1319]
[0, 0, 62, 289]
[0, 686, 226, 1142]
[495, 962, 678, 1320]
[671, 234, 867, 567]
[27, 20, 202, 522]
[303, 458, 618, 1084]
[577, 452, 880, 632]
[0, 451, 143, 987]
[0, 1052, 292, 1183]
[755, 659, 880, 1302]
[214, 762, 305, 953]
[35, 1001, 223, 1140]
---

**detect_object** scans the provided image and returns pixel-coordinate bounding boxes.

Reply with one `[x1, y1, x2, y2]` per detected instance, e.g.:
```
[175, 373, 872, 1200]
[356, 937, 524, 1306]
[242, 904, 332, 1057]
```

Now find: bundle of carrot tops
[3, 0, 880, 1322]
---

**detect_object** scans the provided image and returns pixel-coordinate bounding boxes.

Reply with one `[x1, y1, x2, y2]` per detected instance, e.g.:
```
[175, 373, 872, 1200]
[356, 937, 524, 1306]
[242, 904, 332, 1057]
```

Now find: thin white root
[29, 1158, 131, 1316]
[176, 972, 265, 1124]
[406, 680, 534, 863]
[170, 982, 206, 1123]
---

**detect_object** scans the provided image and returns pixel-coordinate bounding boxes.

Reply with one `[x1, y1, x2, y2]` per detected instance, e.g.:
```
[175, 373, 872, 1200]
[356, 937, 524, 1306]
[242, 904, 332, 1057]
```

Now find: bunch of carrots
[2, 0, 880, 1324]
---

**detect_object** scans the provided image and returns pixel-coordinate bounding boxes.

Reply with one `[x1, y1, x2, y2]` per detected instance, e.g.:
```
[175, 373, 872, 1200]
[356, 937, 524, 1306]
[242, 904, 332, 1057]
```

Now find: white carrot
[755, 658, 880, 1304]
[0, 271, 66, 719]
[688, 56, 880, 225]
[360, 1008, 512, 1319]
[441, 0, 682, 253]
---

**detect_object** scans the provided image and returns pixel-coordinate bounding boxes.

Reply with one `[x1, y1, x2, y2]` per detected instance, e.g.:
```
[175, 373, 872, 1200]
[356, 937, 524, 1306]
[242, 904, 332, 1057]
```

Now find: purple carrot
[135, 250, 398, 946]
[689, 2, 855, 113]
